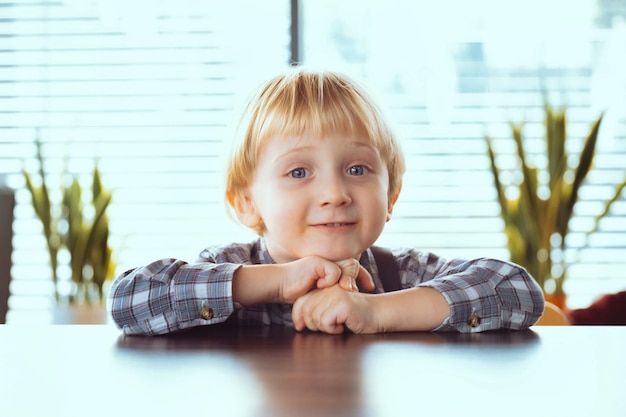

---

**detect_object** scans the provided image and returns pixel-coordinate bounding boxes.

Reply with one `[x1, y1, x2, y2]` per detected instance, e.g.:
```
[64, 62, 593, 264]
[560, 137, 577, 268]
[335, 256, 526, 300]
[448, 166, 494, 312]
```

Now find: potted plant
[485, 103, 626, 308]
[23, 139, 115, 322]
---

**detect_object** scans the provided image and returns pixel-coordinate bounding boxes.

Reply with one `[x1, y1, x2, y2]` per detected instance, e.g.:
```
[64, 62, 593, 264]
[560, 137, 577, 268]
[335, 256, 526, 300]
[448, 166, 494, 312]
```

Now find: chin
[305, 246, 363, 262]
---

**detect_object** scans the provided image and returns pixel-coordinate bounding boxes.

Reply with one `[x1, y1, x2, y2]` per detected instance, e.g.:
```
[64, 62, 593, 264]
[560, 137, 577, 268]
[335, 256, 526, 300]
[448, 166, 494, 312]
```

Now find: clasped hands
[281, 257, 379, 335]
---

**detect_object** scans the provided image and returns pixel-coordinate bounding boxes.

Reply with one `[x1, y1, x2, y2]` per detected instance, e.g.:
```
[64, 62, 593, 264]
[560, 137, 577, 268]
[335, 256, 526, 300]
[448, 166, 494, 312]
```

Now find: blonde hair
[225, 68, 406, 231]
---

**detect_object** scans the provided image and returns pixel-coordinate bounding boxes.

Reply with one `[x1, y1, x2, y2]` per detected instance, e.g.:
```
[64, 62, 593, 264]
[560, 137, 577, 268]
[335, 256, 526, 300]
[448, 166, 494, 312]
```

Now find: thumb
[335, 258, 359, 291]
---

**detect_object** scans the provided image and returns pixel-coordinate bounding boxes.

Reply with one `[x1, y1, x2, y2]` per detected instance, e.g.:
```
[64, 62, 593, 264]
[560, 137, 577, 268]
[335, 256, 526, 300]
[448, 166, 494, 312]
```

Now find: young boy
[109, 68, 545, 336]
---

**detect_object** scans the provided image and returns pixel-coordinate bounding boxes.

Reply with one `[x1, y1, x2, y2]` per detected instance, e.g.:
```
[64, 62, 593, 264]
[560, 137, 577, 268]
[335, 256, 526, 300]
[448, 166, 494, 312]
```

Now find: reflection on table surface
[1, 324, 624, 417]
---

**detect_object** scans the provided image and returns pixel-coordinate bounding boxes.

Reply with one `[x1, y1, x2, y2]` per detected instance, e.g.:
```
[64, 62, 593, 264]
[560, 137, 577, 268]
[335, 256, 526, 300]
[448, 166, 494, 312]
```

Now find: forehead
[260, 131, 378, 157]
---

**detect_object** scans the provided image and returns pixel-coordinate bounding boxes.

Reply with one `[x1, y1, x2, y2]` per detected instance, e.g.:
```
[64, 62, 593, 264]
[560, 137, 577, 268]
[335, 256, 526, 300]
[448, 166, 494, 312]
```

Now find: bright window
[2, 0, 625, 322]
[2, 1, 290, 322]
[300, 0, 626, 308]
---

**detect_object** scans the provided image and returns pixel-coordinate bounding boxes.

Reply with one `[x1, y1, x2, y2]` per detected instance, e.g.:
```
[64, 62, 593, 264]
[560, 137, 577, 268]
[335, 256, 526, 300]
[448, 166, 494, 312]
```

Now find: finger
[320, 321, 344, 334]
[355, 265, 375, 292]
[338, 274, 356, 292]
[299, 292, 324, 333]
[335, 258, 359, 291]
[319, 307, 346, 335]
[315, 260, 342, 289]
[292, 293, 312, 331]
[302, 308, 320, 332]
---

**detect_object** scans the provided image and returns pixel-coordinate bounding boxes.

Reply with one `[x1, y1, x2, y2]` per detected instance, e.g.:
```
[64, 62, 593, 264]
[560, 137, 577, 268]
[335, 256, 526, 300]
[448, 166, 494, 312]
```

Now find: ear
[230, 190, 263, 229]
[386, 183, 402, 222]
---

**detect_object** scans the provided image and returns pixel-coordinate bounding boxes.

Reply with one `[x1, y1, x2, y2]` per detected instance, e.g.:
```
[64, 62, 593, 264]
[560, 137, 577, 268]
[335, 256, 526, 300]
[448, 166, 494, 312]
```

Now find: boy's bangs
[266, 102, 370, 142]
[255, 72, 377, 145]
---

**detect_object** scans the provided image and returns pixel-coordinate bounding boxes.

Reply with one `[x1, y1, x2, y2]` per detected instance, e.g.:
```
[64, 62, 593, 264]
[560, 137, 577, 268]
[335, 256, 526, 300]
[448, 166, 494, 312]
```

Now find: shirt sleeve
[108, 258, 242, 335]
[395, 250, 545, 332]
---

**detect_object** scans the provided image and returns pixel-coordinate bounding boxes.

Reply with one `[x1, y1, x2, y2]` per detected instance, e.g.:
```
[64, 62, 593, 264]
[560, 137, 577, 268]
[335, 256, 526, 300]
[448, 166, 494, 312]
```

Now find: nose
[317, 173, 352, 207]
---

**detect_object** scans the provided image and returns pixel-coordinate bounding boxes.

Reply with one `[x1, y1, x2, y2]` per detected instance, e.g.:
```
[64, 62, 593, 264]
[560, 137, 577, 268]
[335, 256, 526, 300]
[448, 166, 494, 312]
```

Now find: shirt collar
[257, 238, 275, 264]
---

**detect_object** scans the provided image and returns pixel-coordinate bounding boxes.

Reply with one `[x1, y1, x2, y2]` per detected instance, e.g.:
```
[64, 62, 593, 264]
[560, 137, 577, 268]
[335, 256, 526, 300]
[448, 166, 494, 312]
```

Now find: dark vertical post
[0, 187, 15, 323]
[290, 0, 301, 66]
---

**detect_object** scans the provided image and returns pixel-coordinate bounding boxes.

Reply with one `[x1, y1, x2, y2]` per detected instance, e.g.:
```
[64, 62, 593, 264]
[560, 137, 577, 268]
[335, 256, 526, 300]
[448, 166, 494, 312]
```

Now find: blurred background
[1, 0, 625, 323]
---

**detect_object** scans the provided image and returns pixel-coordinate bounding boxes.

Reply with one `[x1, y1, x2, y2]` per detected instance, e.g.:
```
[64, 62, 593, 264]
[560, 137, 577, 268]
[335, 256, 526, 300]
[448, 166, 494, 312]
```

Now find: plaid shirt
[109, 238, 545, 335]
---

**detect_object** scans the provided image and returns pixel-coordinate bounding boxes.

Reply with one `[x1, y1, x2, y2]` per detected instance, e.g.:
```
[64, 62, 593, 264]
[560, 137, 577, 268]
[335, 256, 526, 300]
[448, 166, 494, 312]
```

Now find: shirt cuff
[173, 263, 242, 329]
[421, 281, 501, 333]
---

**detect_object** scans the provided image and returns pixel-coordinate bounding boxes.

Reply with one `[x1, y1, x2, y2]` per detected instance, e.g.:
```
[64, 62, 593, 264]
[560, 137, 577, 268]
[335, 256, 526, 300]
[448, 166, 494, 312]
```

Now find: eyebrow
[273, 141, 376, 162]
[272, 146, 314, 164]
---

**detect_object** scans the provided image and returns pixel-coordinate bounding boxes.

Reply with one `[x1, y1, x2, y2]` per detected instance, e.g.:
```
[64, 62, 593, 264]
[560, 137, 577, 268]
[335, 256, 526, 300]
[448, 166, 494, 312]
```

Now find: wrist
[372, 293, 395, 333]
[374, 287, 450, 332]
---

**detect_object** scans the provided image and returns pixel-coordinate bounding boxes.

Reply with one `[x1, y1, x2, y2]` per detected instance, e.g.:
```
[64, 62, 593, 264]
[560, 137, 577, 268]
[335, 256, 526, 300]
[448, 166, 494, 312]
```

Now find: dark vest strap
[370, 246, 402, 292]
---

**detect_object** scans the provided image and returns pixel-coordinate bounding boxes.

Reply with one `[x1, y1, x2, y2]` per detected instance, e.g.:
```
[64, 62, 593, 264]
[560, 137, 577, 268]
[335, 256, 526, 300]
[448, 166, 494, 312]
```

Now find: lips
[312, 221, 356, 227]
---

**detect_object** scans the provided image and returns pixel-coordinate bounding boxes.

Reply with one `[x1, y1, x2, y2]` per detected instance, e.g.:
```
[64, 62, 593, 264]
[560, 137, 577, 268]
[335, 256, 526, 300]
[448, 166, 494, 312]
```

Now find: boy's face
[236, 132, 394, 263]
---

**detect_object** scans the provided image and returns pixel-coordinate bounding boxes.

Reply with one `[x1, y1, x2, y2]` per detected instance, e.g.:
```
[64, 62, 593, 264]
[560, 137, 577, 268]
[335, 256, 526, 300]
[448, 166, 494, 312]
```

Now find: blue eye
[347, 165, 368, 176]
[288, 167, 310, 179]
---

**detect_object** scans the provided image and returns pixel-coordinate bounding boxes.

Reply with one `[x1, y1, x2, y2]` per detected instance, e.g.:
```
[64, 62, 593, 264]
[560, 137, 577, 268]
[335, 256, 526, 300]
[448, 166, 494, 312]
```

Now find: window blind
[1, 0, 290, 323]
[301, 0, 626, 308]
[2, 1, 625, 324]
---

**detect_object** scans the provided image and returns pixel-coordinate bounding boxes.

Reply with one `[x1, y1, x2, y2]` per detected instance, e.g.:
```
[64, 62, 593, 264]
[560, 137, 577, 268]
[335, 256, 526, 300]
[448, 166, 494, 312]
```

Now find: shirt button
[200, 306, 214, 320]
[468, 314, 481, 328]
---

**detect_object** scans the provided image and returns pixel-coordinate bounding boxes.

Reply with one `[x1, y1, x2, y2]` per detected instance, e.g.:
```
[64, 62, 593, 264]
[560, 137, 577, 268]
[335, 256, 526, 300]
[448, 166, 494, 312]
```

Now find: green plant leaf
[74, 191, 112, 288]
[560, 113, 603, 237]
[23, 137, 61, 300]
[571, 114, 603, 197]
[584, 174, 626, 241]
[63, 178, 84, 254]
[545, 103, 567, 190]
[511, 123, 536, 213]
[485, 136, 508, 219]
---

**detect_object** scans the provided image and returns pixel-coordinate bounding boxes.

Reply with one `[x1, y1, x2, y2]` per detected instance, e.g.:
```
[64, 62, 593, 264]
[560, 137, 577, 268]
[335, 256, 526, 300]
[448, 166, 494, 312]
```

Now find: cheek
[359, 189, 389, 222]
[257, 191, 300, 223]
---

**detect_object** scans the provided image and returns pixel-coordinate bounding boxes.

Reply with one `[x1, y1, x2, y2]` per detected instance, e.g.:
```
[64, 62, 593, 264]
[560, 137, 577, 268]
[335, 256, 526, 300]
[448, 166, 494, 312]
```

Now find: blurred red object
[567, 291, 626, 325]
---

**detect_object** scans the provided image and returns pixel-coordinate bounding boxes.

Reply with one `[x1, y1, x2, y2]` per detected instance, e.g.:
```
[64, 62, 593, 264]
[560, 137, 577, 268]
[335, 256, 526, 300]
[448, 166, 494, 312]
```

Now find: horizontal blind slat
[2, 1, 291, 323]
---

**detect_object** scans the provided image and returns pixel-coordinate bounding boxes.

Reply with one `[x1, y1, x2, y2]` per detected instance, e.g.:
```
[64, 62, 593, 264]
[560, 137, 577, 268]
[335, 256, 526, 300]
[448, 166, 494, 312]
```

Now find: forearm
[232, 264, 282, 306]
[375, 287, 450, 332]
[234, 256, 371, 307]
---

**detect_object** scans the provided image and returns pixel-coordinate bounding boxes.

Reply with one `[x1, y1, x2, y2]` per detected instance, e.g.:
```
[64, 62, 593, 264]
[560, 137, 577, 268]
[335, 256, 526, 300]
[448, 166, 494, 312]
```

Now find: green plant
[486, 103, 626, 300]
[23, 139, 114, 304]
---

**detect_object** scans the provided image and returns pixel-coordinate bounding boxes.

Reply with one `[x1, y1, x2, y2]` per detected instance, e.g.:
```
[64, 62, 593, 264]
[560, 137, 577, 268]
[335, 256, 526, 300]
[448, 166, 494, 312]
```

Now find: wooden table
[0, 324, 624, 417]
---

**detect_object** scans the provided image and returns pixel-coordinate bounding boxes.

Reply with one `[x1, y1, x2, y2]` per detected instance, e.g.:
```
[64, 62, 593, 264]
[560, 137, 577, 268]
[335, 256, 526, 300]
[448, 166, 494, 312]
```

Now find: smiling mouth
[314, 222, 356, 227]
